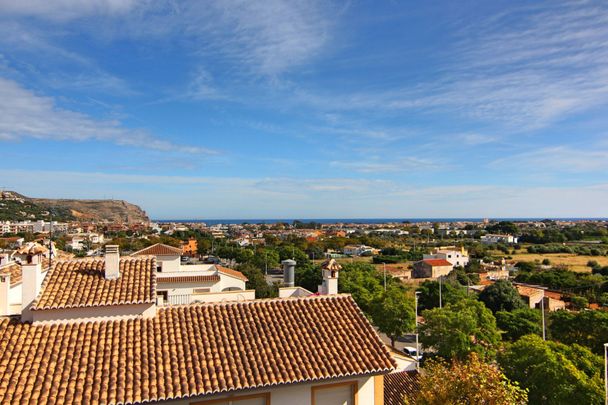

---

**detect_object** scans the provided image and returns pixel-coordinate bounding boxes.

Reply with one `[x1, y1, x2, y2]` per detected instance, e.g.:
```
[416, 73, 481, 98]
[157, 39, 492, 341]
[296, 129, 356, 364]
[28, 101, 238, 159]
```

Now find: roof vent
[282, 259, 296, 287]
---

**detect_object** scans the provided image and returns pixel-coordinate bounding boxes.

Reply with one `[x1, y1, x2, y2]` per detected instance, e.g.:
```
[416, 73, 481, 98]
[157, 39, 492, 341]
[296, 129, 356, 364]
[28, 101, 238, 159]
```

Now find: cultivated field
[508, 253, 608, 272]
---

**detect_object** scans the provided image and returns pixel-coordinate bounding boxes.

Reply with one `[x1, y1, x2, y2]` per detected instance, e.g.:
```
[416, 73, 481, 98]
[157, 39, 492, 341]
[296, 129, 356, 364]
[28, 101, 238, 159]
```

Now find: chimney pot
[105, 245, 120, 280]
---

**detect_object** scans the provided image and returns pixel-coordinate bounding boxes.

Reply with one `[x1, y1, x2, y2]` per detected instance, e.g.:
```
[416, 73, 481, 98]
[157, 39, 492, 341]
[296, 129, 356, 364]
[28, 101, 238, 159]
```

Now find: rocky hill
[0, 191, 149, 223]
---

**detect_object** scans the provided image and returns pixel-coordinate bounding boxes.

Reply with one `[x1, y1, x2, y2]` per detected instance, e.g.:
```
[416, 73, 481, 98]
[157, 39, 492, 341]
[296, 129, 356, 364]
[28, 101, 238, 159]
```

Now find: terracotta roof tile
[0, 259, 50, 287]
[0, 295, 395, 404]
[32, 257, 156, 310]
[384, 370, 420, 405]
[157, 275, 220, 283]
[216, 266, 248, 281]
[421, 259, 453, 267]
[132, 243, 182, 256]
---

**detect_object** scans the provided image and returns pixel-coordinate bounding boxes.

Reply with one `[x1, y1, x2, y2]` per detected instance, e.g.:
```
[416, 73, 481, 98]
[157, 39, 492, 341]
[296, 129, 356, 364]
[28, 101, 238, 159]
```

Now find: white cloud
[0, 77, 216, 154]
[2, 169, 607, 218]
[330, 157, 441, 173]
[0, 0, 140, 21]
[291, 1, 608, 129]
[491, 145, 608, 173]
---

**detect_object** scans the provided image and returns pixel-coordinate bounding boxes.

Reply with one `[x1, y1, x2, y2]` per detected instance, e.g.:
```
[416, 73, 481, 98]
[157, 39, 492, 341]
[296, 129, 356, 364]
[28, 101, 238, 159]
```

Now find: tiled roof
[0, 262, 22, 286]
[132, 243, 182, 256]
[384, 370, 420, 405]
[421, 259, 452, 267]
[32, 258, 156, 310]
[516, 285, 544, 298]
[216, 265, 248, 281]
[0, 295, 395, 404]
[157, 274, 220, 283]
[0, 259, 50, 287]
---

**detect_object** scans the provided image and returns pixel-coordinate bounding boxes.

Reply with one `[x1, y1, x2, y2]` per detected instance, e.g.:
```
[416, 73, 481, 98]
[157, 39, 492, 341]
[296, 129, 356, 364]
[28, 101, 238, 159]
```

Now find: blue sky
[1, 0, 607, 219]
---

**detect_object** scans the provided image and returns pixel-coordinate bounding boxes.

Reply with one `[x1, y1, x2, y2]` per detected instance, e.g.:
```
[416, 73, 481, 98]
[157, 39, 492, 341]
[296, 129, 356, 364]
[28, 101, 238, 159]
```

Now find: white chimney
[21, 253, 43, 322]
[105, 245, 120, 280]
[0, 273, 10, 316]
[318, 259, 341, 295]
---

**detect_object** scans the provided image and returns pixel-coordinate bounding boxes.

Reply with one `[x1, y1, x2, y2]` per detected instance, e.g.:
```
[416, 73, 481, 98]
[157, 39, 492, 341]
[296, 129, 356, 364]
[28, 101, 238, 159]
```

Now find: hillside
[0, 191, 149, 223]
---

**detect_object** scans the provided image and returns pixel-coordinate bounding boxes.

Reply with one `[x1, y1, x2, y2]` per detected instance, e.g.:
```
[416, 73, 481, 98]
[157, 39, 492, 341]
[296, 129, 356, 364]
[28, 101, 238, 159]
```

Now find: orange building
[181, 237, 198, 256]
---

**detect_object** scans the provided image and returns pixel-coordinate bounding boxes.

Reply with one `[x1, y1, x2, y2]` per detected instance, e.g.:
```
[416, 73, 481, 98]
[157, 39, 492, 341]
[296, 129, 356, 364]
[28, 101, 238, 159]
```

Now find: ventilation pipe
[282, 259, 296, 287]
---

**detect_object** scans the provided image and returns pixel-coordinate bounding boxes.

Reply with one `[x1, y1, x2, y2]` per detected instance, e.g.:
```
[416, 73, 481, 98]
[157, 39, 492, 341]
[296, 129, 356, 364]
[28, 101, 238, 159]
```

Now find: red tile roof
[422, 259, 452, 267]
[32, 258, 156, 310]
[216, 265, 248, 281]
[384, 370, 420, 405]
[132, 243, 182, 256]
[0, 295, 395, 404]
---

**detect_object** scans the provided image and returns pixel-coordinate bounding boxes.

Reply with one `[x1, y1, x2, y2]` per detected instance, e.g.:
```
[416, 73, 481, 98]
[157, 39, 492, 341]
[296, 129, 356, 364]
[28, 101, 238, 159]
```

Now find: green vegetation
[478, 280, 526, 313]
[419, 299, 501, 360]
[0, 198, 73, 222]
[495, 308, 542, 341]
[498, 335, 604, 404]
[410, 353, 527, 405]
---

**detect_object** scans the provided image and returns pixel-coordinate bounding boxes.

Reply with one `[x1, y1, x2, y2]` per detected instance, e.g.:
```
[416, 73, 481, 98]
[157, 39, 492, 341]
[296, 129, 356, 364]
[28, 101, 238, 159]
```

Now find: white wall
[158, 255, 181, 272]
[219, 274, 247, 292]
[32, 303, 156, 324]
[159, 375, 377, 405]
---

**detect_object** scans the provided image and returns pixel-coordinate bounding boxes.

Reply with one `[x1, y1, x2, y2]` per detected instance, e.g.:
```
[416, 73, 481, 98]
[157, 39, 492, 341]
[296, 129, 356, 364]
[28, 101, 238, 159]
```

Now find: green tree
[371, 285, 415, 347]
[570, 295, 589, 310]
[549, 310, 608, 354]
[416, 280, 467, 311]
[478, 280, 526, 313]
[498, 335, 604, 404]
[295, 263, 322, 292]
[338, 262, 385, 313]
[419, 299, 501, 360]
[236, 263, 277, 298]
[409, 353, 527, 405]
[495, 308, 542, 341]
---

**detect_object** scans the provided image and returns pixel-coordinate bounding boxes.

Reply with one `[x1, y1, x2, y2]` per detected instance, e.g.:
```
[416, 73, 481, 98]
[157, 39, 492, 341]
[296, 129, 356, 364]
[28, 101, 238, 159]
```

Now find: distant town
[2, 193, 608, 404]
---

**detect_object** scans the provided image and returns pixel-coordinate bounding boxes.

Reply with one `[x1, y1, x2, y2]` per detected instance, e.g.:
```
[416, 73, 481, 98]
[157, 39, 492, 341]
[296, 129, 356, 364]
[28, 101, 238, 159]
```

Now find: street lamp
[415, 291, 421, 371]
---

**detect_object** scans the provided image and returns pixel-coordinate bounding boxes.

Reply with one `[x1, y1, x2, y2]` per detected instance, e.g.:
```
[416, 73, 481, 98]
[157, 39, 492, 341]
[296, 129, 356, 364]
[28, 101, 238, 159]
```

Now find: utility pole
[604, 343, 607, 405]
[49, 208, 53, 270]
[415, 291, 421, 371]
[439, 275, 443, 308]
[383, 262, 387, 291]
[541, 291, 546, 341]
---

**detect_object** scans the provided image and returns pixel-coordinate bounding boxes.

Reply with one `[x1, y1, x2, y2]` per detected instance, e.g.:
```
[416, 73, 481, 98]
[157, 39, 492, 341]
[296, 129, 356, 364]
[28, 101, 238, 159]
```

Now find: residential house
[181, 237, 198, 256]
[481, 234, 518, 244]
[133, 243, 249, 305]
[343, 244, 378, 256]
[423, 247, 469, 267]
[412, 259, 453, 278]
[0, 246, 396, 405]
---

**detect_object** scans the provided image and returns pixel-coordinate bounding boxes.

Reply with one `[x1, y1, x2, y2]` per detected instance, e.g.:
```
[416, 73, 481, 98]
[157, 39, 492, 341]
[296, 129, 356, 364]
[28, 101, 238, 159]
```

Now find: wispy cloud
[330, 157, 441, 173]
[0, 0, 140, 21]
[291, 1, 608, 130]
[491, 145, 608, 173]
[2, 169, 607, 218]
[0, 77, 216, 154]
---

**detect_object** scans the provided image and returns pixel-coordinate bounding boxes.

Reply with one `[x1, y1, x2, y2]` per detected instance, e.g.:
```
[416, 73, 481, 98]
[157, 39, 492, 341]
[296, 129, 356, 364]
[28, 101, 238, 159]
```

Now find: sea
[154, 217, 608, 225]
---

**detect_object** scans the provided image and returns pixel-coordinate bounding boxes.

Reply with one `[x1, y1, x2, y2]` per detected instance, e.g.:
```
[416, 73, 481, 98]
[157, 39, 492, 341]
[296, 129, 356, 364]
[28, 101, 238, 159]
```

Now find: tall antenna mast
[49, 208, 53, 270]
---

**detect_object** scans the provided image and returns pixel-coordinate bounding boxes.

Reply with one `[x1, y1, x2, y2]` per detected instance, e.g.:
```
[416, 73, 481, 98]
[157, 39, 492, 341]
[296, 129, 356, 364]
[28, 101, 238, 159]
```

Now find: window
[192, 393, 270, 405]
[312, 381, 357, 405]
[194, 288, 211, 294]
